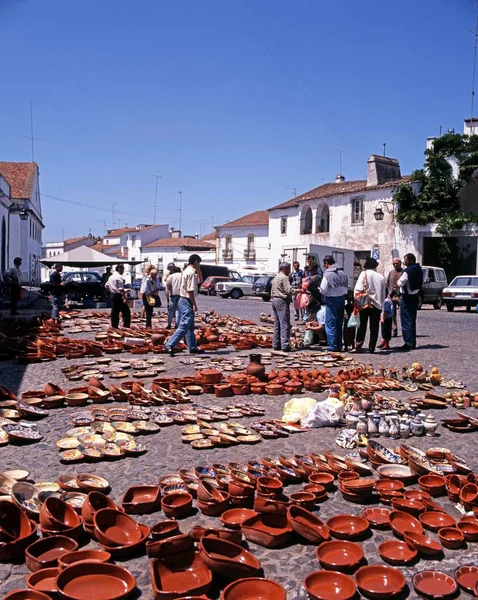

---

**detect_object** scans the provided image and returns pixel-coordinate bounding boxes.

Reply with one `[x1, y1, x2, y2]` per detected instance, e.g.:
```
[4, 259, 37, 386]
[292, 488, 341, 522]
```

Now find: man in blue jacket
[397, 253, 423, 351]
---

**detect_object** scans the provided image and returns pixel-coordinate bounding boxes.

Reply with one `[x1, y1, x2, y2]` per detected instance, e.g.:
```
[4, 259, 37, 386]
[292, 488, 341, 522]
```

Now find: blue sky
[1, 0, 476, 241]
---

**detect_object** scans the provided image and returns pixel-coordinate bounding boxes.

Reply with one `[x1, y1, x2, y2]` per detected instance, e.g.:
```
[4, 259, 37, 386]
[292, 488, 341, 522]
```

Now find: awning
[40, 245, 143, 268]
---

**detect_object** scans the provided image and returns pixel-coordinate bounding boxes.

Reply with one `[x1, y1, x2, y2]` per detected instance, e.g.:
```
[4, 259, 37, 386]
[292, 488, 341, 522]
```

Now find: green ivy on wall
[394, 132, 478, 235]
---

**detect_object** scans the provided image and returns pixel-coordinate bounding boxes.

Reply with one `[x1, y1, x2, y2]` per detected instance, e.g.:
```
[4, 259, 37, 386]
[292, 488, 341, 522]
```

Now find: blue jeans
[50, 294, 65, 319]
[167, 295, 180, 328]
[325, 296, 345, 351]
[165, 297, 198, 351]
[400, 294, 418, 349]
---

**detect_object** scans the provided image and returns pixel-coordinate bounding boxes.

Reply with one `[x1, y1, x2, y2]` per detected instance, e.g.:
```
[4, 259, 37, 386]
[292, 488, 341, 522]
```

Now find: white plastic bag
[302, 395, 345, 428]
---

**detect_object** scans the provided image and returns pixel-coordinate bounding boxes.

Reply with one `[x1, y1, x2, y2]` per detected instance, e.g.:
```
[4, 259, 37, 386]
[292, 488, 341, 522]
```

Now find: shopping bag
[347, 311, 360, 328]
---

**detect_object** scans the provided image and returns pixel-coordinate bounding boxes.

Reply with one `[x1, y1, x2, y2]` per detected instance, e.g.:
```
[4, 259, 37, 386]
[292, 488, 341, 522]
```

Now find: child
[379, 290, 397, 350]
[343, 293, 356, 351]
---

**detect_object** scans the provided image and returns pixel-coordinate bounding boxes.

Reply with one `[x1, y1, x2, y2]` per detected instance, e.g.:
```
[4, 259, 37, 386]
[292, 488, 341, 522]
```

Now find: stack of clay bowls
[0, 500, 38, 562]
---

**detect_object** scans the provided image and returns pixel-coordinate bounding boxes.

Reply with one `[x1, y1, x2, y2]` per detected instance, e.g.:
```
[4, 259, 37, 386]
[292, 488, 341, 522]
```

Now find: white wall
[141, 247, 216, 279]
[215, 224, 269, 272]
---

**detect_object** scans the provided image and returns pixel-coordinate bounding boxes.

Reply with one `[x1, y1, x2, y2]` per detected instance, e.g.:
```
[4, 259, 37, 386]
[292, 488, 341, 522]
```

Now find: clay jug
[246, 354, 266, 381]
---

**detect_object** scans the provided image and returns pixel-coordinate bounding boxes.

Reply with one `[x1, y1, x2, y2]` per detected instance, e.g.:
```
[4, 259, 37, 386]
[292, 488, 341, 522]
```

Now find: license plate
[456, 294, 471, 298]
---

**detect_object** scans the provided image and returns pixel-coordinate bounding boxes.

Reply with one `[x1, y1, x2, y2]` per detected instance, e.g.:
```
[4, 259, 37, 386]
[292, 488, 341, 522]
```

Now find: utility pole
[109, 202, 119, 229]
[14, 101, 43, 161]
[177, 191, 182, 235]
[97, 220, 107, 235]
[149, 174, 162, 224]
[470, 17, 478, 130]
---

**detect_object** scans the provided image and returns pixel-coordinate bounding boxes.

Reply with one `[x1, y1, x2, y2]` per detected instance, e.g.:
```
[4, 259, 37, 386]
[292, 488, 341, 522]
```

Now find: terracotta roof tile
[216, 210, 269, 229]
[201, 232, 217, 241]
[64, 236, 90, 245]
[0, 162, 37, 199]
[143, 237, 215, 249]
[270, 177, 411, 210]
[104, 224, 162, 238]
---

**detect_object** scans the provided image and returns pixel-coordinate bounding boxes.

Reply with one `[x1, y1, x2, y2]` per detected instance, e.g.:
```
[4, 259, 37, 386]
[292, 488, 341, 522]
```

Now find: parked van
[199, 265, 241, 281]
[418, 266, 448, 309]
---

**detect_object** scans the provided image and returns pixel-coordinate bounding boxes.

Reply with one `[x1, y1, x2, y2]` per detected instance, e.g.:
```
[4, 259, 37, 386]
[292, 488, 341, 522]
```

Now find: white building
[41, 235, 99, 282]
[142, 236, 216, 278]
[0, 162, 44, 284]
[214, 210, 269, 273]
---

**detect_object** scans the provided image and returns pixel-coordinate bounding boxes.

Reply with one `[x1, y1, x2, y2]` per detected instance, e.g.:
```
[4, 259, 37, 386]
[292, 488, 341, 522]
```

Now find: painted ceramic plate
[111, 371, 129, 378]
[0, 409, 20, 419]
[191, 439, 214, 449]
[60, 449, 85, 463]
[34, 481, 60, 493]
[78, 445, 102, 459]
[66, 426, 93, 437]
[77, 433, 106, 446]
[0, 430, 8, 445]
[182, 425, 201, 435]
[132, 421, 160, 433]
[237, 434, 262, 444]
[113, 422, 138, 434]
[126, 410, 148, 420]
[3, 425, 43, 441]
[56, 437, 80, 450]
[101, 431, 132, 443]
[182, 434, 205, 443]
[154, 415, 173, 426]
[120, 440, 147, 454]
[101, 443, 123, 458]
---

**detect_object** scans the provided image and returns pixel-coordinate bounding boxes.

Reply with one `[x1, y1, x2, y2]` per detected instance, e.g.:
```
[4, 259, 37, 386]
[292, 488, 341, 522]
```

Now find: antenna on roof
[150, 174, 162, 224]
[338, 149, 345, 175]
[285, 187, 297, 197]
[13, 101, 43, 161]
[470, 16, 478, 131]
[109, 202, 119, 228]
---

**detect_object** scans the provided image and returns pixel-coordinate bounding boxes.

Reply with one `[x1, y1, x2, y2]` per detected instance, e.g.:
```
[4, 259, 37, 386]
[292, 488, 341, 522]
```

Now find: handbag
[355, 272, 372, 311]
[146, 294, 161, 307]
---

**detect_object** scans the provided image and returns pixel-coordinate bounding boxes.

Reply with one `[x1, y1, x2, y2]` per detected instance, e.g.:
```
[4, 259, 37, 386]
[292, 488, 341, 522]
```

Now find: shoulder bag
[355, 272, 372, 311]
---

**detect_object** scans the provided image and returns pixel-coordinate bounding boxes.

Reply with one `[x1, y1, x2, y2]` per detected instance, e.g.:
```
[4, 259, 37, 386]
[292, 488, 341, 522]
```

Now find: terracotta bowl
[147, 532, 193, 559]
[25, 535, 78, 572]
[326, 515, 370, 540]
[419, 511, 455, 532]
[289, 492, 316, 510]
[341, 478, 375, 496]
[197, 480, 224, 503]
[81, 492, 121, 527]
[403, 489, 430, 502]
[96, 523, 150, 559]
[302, 484, 327, 500]
[374, 479, 404, 493]
[220, 508, 257, 530]
[338, 471, 360, 482]
[287, 505, 330, 544]
[122, 485, 161, 515]
[161, 492, 193, 519]
[93, 508, 143, 547]
[197, 494, 230, 517]
[390, 498, 425, 517]
[308, 472, 335, 489]
[26, 568, 60, 596]
[241, 513, 293, 548]
[457, 521, 478, 542]
[459, 483, 478, 505]
[455, 565, 478, 595]
[221, 577, 286, 600]
[0, 499, 32, 540]
[151, 520, 180, 540]
[3, 591, 51, 600]
[203, 528, 243, 545]
[389, 510, 424, 539]
[39, 498, 81, 532]
[256, 476, 283, 495]
[403, 531, 442, 557]
[198, 536, 261, 579]
[418, 474, 446, 497]
[355, 565, 406, 599]
[360, 508, 391, 530]
[56, 560, 136, 600]
[378, 540, 417, 565]
[151, 550, 212, 599]
[413, 570, 458, 599]
[315, 540, 364, 572]
[305, 570, 356, 600]
[58, 549, 111, 570]
[438, 527, 464, 549]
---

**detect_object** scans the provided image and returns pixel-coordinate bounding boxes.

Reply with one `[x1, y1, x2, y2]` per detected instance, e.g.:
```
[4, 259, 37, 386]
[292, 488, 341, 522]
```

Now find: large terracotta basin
[93, 508, 143, 546]
[220, 509, 257, 530]
[3, 591, 51, 600]
[315, 540, 364, 571]
[378, 540, 417, 565]
[198, 536, 261, 579]
[326, 515, 369, 540]
[305, 570, 356, 600]
[81, 492, 122, 527]
[389, 510, 424, 539]
[286, 505, 330, 543]
[413, 570, 458, 599]
[221, 577, 286, 600]
[419, 511, 455, 532]
[121, 485, 161, 515]
[39, 497, 81, 531]
[0, 500, 32, 540]
[355, 565, 406, 599]
[25, 535, 78, 572]
[241, 514, 293, 548]
[151, 550, 212, 600]
[55, 560, 136, 600]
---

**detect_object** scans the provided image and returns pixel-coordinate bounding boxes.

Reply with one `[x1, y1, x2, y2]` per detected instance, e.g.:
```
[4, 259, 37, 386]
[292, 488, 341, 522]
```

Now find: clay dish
[3, 469, 29, 482]
[221, 577, 286, 600]
[161, 492, 193, 519]
[341, 478, 375, 495]
[25, 535, 78, 572]
[373, 479, 404, 493]
[355, 565, 406, 599]
[93, 508, 143, 546]
[220, 508, 257, 530]
[241, 513, 293, 548]
[58, 549, 111, 570]
[457, 521, 478, 542]
[289, 492, 316, 509]
[253, 496, 289, 516]
[459, 483, 478, 505]
[418, 474, 446, 497]
[338, 471, 360, 482]
[419, 511, 455, 532]
[121, 485, 161, 514]
[287, 505, 331, 544]
[151, 550, 212, 599]
[305, 570, 357, 600]
[3, 591, 51, 600]
[403, 531, 442, 557]
[403, 489, 430, 502]
[56, 560, 136, 600]
[97, 523, 150, 559]
[455, 565, 478, 595]
[360, 508, 391, 530]
[308, 473, 335, 489]
[390, 498, 425, 517]
[75, 474, 110, 494]
[302, 484, 327, 500]
[39, 497, 81, 532]
[197, 479, 225, 503]
[326, 514, 370, 540]
[151, 520, 180, 540]
[389, 510, 424, 539]
[378, 540, 417, 565]
[197, 494, 230, 517]
[413, 570, 458, 599]
[147, 533, 194, 559]
[256, 476, 283, 495]
[0, 499, 32, 540]
[198, 536, 261, 579]
[438, 527, 464, 549]
[203, 528, 242, 545]
[81, 492, 121, 527]
[315, 540, 364, 572]
[26, 568, 60, 595]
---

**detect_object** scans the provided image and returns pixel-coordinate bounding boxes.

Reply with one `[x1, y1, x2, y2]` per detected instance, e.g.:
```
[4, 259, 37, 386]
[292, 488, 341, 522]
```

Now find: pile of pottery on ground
[2, 444, 478, 600]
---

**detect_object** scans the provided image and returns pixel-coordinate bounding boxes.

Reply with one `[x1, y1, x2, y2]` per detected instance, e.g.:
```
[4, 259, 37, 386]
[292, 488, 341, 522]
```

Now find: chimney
[367, 155, 401, 187]
[335, 174, 345, 184]
[426, 137, 436, 151]
[464, 118, 478, 136]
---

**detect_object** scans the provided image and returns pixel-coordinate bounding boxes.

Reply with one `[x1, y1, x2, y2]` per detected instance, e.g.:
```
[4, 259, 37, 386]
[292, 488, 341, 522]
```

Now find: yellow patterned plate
[66, 426, 93, 438]
[113, 422, 138, 434]
[60, 449, 85, 463]
[56, 437, 80, 450]
[181, 434, 205, 443]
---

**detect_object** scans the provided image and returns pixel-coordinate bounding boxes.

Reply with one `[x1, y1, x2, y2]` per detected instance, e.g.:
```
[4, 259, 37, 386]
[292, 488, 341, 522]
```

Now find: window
[131, 234, 137, 246]
[223, 235, 233, 260]
[245, 234, 255, 260]
[280, 216, 287, 235]
[351, 197, 364, 225]
[301, 206, 313, 234]
[316, 204, 330, 233]
[436, 269, 447, 282]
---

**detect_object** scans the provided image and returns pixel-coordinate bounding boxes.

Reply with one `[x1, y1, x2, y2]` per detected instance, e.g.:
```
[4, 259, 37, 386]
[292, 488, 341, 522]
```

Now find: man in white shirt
[166, 267, 182, 329]
[105, 265, 131, 329]
[319, 255, 349, 351]
[165, 254, 204, 356]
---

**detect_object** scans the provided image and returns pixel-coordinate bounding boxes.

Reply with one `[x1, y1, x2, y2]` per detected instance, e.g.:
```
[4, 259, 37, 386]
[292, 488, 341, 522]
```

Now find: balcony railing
[244, 249, 256, 259]
[222, 250, 233, 260]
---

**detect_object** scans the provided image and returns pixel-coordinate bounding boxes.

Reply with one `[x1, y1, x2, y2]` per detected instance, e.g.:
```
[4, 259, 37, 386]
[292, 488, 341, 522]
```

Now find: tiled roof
[0, 162, 37, 199]
[91, 242, 121, 255]
[104, 224, 161, 238]
[201, 232, 217, 241]
[216, 210, 269, 229]
[64, 236, 90, 245]
[270, 177, 411, 210]
[143, 237, 215, 249]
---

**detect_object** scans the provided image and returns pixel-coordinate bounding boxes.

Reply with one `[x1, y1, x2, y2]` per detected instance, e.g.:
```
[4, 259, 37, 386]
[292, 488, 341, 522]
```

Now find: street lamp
[373, 200, 395, 221]
[10, 205, 29, 220]
[373, 207, 385, 221]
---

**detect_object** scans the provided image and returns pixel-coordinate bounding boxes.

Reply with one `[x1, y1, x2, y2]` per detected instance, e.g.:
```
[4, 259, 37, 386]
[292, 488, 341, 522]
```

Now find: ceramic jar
[388, 412, 400, 439]
[378, 414, 389, 437]
[367, 414, 378, 437]
[423, 414, 438, 436]
[399, 417, 411, 438]
[356, 415, 368, 437]
[410, 416, 424, 436]
[246, 354, 266, 381]
[346, 410, 361, 429]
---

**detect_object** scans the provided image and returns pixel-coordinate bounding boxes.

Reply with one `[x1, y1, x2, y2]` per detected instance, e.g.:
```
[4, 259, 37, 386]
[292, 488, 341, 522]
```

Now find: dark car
[252, 275, 273, 302]
[40, 271, 103, 300]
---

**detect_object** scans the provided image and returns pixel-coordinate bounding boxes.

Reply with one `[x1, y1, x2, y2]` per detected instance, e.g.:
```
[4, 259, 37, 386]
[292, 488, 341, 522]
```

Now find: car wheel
[466, 305, 472, 312]
[446, 303, 454, 312]
[230, 289, 243, 300]
[417, 293, 423, 310]
[208, 289, 216, 296]
[262, 296, 271, 302]
[433, 294, 443, 310]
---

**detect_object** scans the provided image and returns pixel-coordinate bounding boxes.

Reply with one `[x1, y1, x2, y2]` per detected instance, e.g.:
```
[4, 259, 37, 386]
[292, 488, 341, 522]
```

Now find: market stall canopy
[40, 245, 143, 268]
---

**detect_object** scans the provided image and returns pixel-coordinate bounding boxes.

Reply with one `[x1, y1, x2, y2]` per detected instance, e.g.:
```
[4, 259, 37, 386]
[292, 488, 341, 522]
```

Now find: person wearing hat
[319, 255, 349, 351]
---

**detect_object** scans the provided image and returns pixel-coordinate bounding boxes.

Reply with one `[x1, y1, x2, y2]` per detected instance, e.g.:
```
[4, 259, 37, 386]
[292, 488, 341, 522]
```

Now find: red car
[199, 276, 231, 296]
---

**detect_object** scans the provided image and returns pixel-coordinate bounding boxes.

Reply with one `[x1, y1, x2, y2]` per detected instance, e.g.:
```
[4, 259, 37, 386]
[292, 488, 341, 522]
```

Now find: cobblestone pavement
[1, 296, 478, 598]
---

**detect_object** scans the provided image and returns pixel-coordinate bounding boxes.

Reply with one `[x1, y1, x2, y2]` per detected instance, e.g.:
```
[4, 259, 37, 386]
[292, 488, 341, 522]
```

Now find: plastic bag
[281, 397, 317, 423]
[294, 292, 309, 310]
[303, 329, 315, 346]
[347, 311, 360, 328]
[302, 394, 345, 428]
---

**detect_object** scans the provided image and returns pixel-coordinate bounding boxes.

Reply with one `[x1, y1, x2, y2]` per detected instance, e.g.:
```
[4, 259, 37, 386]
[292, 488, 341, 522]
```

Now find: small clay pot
[161, 493, 193, 519]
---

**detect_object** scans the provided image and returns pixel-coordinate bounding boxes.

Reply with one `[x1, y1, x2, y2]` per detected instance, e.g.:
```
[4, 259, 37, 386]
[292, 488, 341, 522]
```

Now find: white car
[442, 275, 478, 312]
[216, 275, 263, 299]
